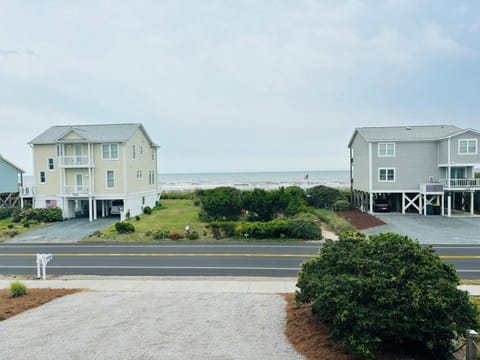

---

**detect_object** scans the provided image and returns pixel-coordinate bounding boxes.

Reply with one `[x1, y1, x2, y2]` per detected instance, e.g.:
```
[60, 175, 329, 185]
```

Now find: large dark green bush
[306, 185, 347, 209]
[296, 232, 479, 359]
[143, 206, 152, 215]
[197, 187, 242, 221]
[115, 221, 135, 234]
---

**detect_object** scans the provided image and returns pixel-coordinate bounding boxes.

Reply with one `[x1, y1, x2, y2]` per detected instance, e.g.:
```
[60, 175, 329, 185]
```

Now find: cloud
[0, 48, 38, 56]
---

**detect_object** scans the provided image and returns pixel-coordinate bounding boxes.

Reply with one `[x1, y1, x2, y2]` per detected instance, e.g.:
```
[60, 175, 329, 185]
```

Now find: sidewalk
[1, 276, 479, 295]
[0, 276, 299, 293]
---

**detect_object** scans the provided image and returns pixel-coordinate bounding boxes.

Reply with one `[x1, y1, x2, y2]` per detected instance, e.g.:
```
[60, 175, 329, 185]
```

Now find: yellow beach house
[29, 123, 159, 221]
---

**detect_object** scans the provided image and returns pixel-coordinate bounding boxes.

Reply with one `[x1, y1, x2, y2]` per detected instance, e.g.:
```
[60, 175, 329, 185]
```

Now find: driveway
[365, 213, 480, 244]
[5, 217, 117, 243]
[0, 278, 303, 360]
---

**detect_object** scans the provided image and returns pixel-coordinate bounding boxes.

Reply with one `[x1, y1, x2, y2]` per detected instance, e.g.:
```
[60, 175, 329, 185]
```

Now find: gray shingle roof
[29, 123, 158, 146]
[348, 125, 466, 147]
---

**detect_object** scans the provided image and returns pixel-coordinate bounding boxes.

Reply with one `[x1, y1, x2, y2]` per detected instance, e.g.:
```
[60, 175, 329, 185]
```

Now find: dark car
[373, 198, 390, 212]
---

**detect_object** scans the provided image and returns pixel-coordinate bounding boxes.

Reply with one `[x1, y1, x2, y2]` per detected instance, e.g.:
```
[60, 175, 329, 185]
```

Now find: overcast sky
[1, 1, 479, 175]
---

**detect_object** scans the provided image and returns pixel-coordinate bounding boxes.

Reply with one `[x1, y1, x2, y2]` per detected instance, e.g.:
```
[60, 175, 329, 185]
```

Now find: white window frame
[106, 170, 115, 189]
[56, 144, 64, 157]
[458, 139, 477, 155]
[137, 169, 143, 180]
[132, 145, 136, 160]
[151, 149, 155, 161]
[378, 143, 395, 157]
[48, 157, 54, 171]
[39, 171, 46, 184]
[378, 168, 395, 182]
[102, 143, 119, 160]
[148, 170, 155, 185]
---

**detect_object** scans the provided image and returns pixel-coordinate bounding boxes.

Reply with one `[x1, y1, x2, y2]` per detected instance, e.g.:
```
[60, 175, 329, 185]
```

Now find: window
[140, 146, 144, 156]
[56, 144, 64, 157]
[378, 143, 395, 157]
[151, 149, 155, 161]
[48, 158, 54, 171]
[102, 144, 119, 159]
[148, 170, 155, 185]
[378, 168, 395, 182]
[132, 145, 136, 160]
[106, 170, 115, 188]
[40, 171, 46, 184]
[137, 170, 143, 180]
[458, 139, 477, 155]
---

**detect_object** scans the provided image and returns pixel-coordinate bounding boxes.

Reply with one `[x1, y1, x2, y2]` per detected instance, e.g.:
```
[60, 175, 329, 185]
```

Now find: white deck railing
[441, 178, 480, 189]
[60, 156, 90, 166]
[63, 185, 89, 194]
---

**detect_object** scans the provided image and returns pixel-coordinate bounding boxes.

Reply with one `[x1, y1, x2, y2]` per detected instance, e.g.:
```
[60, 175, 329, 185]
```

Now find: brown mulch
[284, 293, 358, 360]
[335, 209, 386, 230]
[0, 288, 83, 321]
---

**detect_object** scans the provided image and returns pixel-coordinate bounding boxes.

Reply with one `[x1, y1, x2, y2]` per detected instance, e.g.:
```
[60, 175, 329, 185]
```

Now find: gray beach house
[348, 125, 480, 216]
[28, 123, 160, 221]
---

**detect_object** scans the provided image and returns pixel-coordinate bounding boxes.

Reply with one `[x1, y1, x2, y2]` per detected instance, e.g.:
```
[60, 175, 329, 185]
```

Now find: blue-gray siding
[0, 159, 20, 193]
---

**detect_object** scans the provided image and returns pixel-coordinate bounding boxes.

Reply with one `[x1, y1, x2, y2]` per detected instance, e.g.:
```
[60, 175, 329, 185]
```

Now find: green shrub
[17, 207, 63, 223]
[296, 232, 479, 359]
[197, 187, 242, 221]
[0, 207, 14, 220]
[188, 231, 200, 240]
[333, 199, 350, 211]
[151, 229, 170, 240]
[207, 222, 237, 239]
[9, 281, 27, 298]
[143, 206, 152, 215]
[161, 191, 196, 200]
[235, 220, 290, 239]
[288, 218, 322, 240]
[135, 215, 140, 221]
[22, 221, 30, 228]
[115, 221, 135, 234]
[7, 224, 14, 229]
[306, 185, 347, 209]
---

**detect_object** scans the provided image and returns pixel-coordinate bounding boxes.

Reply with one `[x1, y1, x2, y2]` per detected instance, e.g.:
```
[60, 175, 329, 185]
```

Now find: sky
[1, 0, 479, 175]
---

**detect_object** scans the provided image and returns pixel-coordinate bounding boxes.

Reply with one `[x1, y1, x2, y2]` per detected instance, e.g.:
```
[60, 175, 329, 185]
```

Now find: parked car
[110, 200, 124, 215]
[373, 198, 391, 212]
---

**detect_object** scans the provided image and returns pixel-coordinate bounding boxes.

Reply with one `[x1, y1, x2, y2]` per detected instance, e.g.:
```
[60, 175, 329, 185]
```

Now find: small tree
[296, 232, 479, 359]
[306, 185, 347, 209]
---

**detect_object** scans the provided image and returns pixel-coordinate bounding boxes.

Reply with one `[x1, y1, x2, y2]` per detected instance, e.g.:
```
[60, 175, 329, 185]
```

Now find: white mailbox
[36, 253, 53, 280]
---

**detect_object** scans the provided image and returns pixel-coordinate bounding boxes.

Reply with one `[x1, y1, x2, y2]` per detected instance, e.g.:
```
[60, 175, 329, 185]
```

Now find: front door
[75, 144, 83, 164]
[76, 174, 84, 193]
[451, 167, 466, 179]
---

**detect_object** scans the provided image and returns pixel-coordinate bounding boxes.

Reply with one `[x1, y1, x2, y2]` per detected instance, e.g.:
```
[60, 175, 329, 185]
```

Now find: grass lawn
[0, 218, 47, 242]
[85, 199, 210, 242]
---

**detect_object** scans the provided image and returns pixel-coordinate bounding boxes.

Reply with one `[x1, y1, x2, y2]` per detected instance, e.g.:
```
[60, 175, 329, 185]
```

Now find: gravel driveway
[0, 291, 303, 360]
[6, 217, 117, 243]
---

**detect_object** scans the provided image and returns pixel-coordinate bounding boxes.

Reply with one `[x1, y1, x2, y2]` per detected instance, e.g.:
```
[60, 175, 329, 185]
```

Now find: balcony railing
[60, 156, 90, 167]
[63, 186, 89, 194]
[442, 178, 480, 189]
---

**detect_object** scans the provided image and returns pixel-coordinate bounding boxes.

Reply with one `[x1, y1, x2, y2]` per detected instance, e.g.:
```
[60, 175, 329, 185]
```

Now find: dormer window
[378, 143, 395, 157]
[458, 139, 477, 155]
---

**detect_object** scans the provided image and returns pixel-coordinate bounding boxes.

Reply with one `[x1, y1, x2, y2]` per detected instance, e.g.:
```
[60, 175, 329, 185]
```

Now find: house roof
[0, 153, 25, 173]
[29, 123, 159, 147]
[348, 125, 465, 147]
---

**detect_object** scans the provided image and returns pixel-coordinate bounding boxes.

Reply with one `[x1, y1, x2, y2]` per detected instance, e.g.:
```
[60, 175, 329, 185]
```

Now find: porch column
[102, 200, 106, 218]
[93, 198, 97, 220]
[447, 193, 452, 217]
[402, 192, 405, 214]
[471, 192, 475, 215]
[423, 194, 427, 216]
[369, 193, 373, 213]
[88, 196, 93, 222]
[419, 194, 423, 214]
[441, 193, 445, 216]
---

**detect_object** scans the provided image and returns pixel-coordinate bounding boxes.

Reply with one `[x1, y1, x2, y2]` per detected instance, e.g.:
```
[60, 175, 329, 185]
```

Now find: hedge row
[12, 207, 63, 223]
[207, 218, 322, 240]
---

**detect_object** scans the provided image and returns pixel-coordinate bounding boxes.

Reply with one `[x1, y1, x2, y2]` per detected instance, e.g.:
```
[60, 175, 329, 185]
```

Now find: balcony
[63, 185, 89, 195]
[60, 156, 90, 167]
[442, 178, 480, 190]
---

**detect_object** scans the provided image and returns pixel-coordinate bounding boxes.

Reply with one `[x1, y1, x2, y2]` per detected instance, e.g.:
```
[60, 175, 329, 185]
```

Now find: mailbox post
[36, 253, 53, 280]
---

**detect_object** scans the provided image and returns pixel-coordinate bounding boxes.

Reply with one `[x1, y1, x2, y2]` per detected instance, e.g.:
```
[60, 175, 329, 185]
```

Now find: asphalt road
[0, 242, 479, 278]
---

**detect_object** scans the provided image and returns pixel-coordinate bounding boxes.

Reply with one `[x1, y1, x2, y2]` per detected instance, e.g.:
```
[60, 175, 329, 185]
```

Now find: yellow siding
[33, 144, 59, 195]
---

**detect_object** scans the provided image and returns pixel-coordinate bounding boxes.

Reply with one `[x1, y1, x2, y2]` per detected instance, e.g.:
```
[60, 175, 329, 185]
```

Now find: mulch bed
[0, 288, 83, 321]
[335, 209, 386, 230]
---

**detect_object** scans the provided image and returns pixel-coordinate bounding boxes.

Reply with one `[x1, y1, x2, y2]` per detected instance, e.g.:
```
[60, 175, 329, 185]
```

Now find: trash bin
[426, 204, 434, 215]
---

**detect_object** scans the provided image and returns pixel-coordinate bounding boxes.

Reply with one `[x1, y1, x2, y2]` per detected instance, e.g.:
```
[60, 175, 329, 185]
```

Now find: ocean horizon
[158, 170, 350, 192]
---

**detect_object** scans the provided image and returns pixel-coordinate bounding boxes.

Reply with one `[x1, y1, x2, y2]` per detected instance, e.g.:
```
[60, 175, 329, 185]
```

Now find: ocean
[158, 170, 350, 192]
